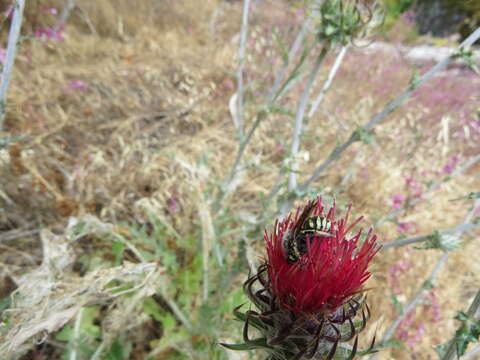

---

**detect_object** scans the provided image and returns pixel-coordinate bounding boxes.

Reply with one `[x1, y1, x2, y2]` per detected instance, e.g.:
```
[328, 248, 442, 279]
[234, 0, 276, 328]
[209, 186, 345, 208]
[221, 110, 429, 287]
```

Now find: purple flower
[40, 5, 58, 15]
[34, 27, 64, 41]
[397, 222, 416, 233]
[391, 194, 405, 210]
[403, 175, 424, 199]
[400, 10, 416, 26]
[442, 155, 460, 174]
[67, 80, 88, 91]
[167, 196, 179, 213]
[4, 4, 13, 19]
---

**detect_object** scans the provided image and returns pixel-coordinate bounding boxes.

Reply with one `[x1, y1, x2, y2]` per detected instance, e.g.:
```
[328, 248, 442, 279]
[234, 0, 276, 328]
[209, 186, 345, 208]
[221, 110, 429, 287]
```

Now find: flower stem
[55, 0, 76, 32]
[308, 45, 349, 118]
[234, 0, 252, 138]
[381, 223, 480, 251]
[0, 0, 26, 131]
[287, 46, 329, 193]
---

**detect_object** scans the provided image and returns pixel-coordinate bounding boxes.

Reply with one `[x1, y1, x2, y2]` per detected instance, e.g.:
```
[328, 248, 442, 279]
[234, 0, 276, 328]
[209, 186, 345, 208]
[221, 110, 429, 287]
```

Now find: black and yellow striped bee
[283, 201, 334, 263]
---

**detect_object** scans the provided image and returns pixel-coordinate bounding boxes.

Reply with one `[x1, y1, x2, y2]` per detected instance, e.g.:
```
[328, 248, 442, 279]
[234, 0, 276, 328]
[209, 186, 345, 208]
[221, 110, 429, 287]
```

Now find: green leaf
[353, 127, 375, 145]
[414, 231, 461, 252]
[219, 288, 245, 315]
[450, 192, 480, 201]
[267, 104, 295, 118]
[444, 310, 480, 357]
[56, 324, 73, 342]
[386, 295, 403, 314]
[0, 296, 11, 313]
[409, 69, 420, 90]
[380, 339, 405, 349]
[161, 312, 176, 331]
[454, 48, 480, 75]
[142, 297, 164, 322]
[198, 303, 216, 333]
[272, 28, 290, 65]
[455, 311, 470, 322]
[111, 240, 125, 265]
[105, 339, 125, 360]
[433, 339, 452, 358]
[81, 307, 101, 338]
[422, 279, 435, 290]
[220, 337, 273, 351]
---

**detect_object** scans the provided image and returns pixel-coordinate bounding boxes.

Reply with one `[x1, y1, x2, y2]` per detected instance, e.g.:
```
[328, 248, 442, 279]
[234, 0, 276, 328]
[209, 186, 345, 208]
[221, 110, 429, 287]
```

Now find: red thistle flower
[266, 197, 381, 314]
[222, 197, 381, 360]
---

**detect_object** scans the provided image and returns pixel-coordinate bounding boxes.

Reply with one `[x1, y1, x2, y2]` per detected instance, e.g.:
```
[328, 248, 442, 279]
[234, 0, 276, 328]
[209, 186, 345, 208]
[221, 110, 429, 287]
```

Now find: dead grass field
[0, 1, 479, 359]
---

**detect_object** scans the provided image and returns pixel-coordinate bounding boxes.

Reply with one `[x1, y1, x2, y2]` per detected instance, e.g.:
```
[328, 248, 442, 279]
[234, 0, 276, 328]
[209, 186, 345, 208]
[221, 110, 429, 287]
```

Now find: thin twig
[0, 243, 37, 264]
[76, 4, 97, 36]
[234, 0, 252, 137]
[0, 229, 40, 242]
[288, 47, 329, 192]
[112, 233, 146, 263]
[90, 342, 106, 360]
[375, 154, 480, 228]
[308, 45, 349, 118]
[298, 27, 480, 193]
[339, 150, 360, 186]
[69, 307, 83, 360]
[0, 0, 25, 130]
[381, 223, 479, 251]
[54, 0, 76, 32]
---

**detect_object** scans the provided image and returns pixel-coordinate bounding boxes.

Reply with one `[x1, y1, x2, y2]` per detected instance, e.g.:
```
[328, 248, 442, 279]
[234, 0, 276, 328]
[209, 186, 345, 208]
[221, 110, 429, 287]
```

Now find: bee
[283, 201, 334, 263]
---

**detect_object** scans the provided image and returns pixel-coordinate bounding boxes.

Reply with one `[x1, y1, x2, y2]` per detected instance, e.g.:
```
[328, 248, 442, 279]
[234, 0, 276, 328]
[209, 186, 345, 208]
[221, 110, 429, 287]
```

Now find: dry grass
[0, 0, 479, 359]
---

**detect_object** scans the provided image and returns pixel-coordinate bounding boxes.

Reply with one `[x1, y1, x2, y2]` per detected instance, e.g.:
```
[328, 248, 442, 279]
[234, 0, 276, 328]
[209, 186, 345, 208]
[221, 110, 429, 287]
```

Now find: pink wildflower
[34, 27, 64, 41]
[391, 194, 405, 210]
[442, 155, 460, 174]
[66, 80, 88, 92]
[397, 222, 416, 233]
[4, 4, 13, 19]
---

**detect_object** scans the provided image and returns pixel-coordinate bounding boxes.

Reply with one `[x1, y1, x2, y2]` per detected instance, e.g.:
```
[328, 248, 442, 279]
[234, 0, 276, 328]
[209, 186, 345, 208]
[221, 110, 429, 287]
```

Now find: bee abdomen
[301, 216, 332, 233]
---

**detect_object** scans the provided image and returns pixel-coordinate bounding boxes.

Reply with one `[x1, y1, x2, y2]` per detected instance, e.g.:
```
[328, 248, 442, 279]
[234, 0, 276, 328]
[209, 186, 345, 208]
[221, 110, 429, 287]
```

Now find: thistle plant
[222, 197, 381, 359]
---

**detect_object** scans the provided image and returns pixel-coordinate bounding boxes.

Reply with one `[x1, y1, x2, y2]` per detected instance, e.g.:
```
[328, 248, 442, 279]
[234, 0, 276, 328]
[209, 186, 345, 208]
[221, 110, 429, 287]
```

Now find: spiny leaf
[353, 127, 375, 145]
[453, 48, 480, 74]
[220, 337, 273, 351]
[414, 231, 461, 252]
[452, 311, 480, 356]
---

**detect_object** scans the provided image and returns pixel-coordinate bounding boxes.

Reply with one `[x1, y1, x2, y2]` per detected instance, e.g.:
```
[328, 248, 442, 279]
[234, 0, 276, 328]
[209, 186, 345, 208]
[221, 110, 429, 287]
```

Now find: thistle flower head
[222, 197, 381, 360]
[266, 197, 380, 315]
